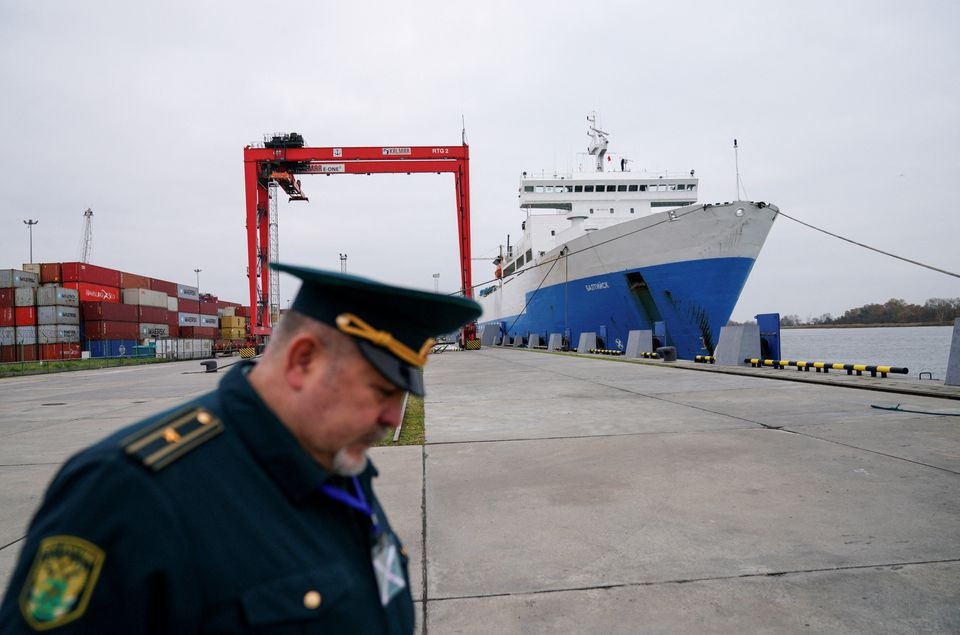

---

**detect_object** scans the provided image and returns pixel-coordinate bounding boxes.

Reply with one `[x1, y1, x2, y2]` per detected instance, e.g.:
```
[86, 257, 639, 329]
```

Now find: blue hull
[481, 256, 756, 359]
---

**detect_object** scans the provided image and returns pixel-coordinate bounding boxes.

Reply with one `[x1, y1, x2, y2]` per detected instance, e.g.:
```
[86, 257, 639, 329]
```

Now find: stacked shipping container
[0, 261, 249, 362]
[0, 268, 81, 360]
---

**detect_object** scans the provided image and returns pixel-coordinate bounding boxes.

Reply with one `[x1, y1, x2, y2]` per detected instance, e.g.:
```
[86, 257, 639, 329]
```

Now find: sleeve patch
[120, 406, 223, 471]
[19, 535, 105, 631]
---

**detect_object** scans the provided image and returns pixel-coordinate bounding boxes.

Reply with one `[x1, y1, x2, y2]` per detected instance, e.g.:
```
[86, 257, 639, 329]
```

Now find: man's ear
[285, 333, 322, 390]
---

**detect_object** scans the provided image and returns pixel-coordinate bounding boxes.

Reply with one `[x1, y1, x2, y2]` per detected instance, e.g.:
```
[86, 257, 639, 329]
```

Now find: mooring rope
[462, 204, 707, 295]
[777, 210, 959, 279]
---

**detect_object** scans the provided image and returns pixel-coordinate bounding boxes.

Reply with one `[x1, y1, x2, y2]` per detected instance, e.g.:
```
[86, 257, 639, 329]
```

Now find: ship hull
[477, 201, 778, 359]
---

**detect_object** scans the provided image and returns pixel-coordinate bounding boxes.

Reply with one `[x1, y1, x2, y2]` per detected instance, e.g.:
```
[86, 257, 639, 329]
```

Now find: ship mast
[586, 113, 609, 173]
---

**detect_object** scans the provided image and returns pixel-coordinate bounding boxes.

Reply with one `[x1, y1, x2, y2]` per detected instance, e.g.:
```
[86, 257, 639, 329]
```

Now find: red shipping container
[166, 311, 180, 334]
[178, 326, 218, 338]
[119, 271, 151, 289]
[0, 289, 12, 308]
[0, 307, 13, 327]
[40, 263, 62, 284]
[150, 278, 178, 296]
[61, 262, 121, 287]
[15, 306, 37, 326]
[137, 305, 168, 323]
[81, 301, 138, 322]
[39, 343, 82, 360]
[0, 345, 15, 363]
[17, 345, 38, 362]
[63, 282, 120, 304]
[199, 300, 218, 316]
[83, 321, 141, 340]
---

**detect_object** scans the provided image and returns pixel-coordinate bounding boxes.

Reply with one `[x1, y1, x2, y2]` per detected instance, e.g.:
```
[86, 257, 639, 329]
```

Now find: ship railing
[521, 168, 695, 181]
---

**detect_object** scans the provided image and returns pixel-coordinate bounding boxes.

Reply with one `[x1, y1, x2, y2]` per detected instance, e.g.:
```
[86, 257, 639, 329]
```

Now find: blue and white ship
[476, 116, 779, 359]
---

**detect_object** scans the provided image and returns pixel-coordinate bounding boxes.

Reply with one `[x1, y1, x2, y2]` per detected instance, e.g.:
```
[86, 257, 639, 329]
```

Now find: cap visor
[355, 341, 425, 397]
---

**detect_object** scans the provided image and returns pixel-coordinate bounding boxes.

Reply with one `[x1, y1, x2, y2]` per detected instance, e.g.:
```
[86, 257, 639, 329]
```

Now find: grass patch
[377, 394, 424, 447]
[0, 356, 170, 378]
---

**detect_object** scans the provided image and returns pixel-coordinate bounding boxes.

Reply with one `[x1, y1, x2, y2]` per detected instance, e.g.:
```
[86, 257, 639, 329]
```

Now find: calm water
[779, 326, 955, 381]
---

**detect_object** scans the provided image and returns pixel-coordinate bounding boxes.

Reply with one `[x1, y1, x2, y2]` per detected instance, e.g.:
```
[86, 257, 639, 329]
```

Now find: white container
[167, 296, 179, 312]
[122, 288, 169, 309]
[38, 324, 81, 343]
[178, 312, 201, 327]
[155, 337, 210, 360]
[154, 339, 174, 358]
[14, 287, 36, 307]
[219, 306, 236, 317]
[139, 323, 170, 338]
[200, 315, 219, 327]
[0, 327, 14, 346]
[16, 326, 38, 345]
[177, 284, 199, 301]
[22, 263, 41, 275]
[0, 269, 39, 288]
[37, 306, 81, 325]
[37, 286, 80, 307]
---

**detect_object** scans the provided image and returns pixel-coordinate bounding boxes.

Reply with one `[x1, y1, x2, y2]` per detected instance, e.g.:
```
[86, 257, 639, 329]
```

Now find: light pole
[339, 253, 347, 273]
[23, 219, 39, 263]
[433, 272, 440, 293]
[194, 268, 202, 316]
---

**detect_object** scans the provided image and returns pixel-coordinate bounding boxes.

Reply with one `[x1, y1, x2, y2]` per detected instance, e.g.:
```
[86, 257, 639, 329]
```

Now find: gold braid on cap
[335, 313, 435, 368]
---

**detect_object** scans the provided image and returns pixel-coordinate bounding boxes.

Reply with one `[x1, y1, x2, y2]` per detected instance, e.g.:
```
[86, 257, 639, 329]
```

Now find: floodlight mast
[243, 134, 474, 340]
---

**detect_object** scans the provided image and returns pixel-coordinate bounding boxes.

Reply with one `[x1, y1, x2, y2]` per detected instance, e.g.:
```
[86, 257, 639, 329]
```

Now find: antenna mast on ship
[734, 138, 741, 200]
[586, 113, 609, 173]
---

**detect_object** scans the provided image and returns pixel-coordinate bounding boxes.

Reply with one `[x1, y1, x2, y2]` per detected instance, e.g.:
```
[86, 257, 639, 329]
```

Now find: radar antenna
[586, 113, 609, 172]
[80, 208, 94, 263]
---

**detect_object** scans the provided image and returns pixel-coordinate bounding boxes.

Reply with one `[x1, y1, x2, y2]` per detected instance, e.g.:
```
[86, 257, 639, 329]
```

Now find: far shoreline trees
[780, 297, 960, 327]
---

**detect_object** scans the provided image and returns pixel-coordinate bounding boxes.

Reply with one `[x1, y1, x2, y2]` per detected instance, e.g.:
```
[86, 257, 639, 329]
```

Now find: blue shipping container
[132, 345, 156, 358]
[86, 339, 138, 358]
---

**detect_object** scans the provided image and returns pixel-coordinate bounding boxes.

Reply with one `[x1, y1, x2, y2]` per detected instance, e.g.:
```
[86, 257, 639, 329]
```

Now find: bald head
[261, 310, 350, 359]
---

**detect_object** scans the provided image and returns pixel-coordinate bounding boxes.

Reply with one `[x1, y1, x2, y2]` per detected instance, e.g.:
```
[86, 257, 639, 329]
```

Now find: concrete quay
[2, 350, 959, 633]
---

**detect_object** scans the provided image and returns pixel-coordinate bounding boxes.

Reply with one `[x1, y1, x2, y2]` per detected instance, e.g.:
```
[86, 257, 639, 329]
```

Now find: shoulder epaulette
[120, 405, 223, 471]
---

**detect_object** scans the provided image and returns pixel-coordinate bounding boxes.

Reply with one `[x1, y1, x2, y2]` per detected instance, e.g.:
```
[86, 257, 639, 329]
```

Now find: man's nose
[380, 395, 405, 429]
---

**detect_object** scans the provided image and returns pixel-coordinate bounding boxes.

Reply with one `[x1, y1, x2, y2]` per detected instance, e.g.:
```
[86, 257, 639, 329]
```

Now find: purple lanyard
[318, 476, 382, 536]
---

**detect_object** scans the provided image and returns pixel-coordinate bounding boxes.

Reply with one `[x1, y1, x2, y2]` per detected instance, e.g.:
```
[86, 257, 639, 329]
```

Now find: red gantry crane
[243, 133, 474, 342]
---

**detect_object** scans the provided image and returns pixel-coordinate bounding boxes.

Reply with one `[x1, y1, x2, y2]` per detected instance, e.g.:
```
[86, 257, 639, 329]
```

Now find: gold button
[303, 590, 322, 610]
[197, 411, 212, 425]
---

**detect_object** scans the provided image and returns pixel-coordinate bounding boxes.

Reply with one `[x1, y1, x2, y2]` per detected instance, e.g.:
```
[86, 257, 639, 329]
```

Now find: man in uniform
[0, 263, 481, 633]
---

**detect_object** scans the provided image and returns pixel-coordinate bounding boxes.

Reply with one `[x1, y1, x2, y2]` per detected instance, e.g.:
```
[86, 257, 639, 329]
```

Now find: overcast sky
[2, 1, 957, 321]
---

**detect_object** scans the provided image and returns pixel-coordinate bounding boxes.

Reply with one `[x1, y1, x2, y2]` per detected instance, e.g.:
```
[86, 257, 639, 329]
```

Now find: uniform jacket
[0, 361, 415, 633]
